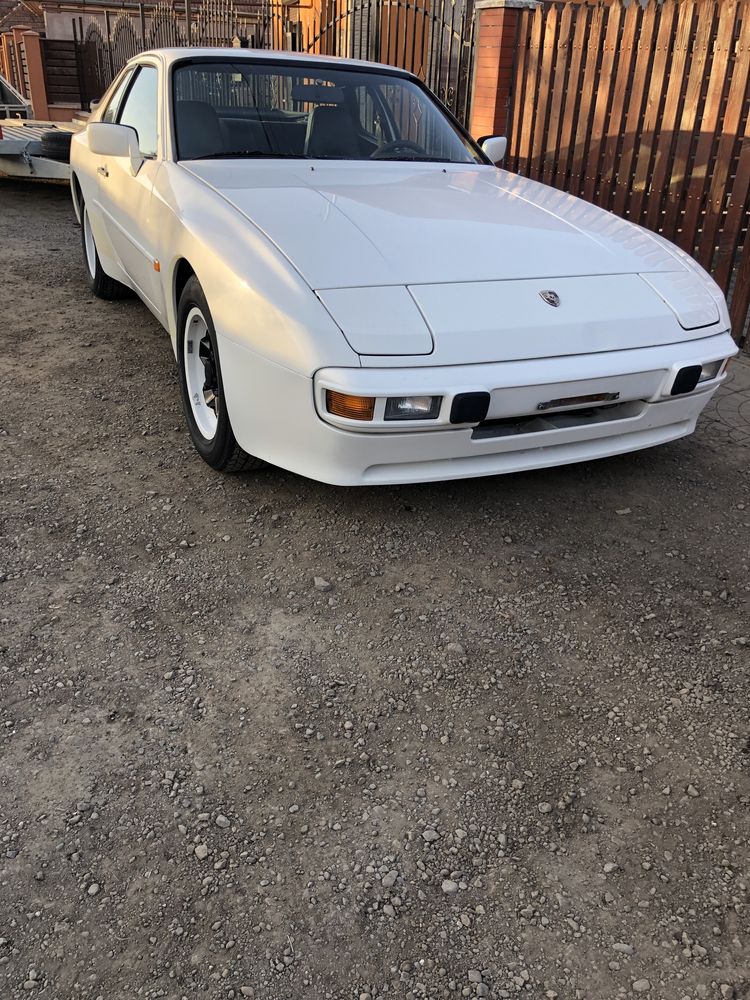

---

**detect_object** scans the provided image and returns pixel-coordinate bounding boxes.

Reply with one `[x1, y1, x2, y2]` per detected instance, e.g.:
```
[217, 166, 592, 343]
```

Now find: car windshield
[172, 59, 482, 164]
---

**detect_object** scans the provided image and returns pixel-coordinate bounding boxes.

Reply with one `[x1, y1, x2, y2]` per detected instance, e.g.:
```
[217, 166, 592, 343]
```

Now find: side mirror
[480, 135, 507, 165]
[88, 122, 144, 176]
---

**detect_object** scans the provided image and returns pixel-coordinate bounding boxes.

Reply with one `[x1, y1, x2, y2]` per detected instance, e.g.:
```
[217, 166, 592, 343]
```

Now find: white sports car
[70, 48, 738, 485]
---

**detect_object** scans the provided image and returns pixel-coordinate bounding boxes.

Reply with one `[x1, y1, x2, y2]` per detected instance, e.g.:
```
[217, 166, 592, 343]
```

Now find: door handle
[97, 165, 109, 178]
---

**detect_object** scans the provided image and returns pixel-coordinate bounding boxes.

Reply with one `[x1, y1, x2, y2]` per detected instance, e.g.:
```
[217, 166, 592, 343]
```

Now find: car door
[96, 62, 165, 318]
[80, 67, 134, 267]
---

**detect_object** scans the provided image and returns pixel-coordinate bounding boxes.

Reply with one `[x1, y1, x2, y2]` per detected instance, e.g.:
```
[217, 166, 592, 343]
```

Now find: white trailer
[0, 120, 81, 183]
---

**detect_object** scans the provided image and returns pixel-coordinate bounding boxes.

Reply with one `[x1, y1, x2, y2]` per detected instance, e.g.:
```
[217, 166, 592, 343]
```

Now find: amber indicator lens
[326, 390, 376, 421]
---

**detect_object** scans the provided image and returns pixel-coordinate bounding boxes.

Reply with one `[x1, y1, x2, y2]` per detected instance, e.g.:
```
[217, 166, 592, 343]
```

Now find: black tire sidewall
[177, 277, 236, 468]
[81, 203, 100, 291]
[41, 131, 72, 162]
[79, 198, 129, 300]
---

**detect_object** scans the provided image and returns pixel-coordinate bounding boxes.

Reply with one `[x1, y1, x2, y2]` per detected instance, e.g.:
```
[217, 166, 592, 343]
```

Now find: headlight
[698, 360, 724, 383]
[384, 395, 442, 420]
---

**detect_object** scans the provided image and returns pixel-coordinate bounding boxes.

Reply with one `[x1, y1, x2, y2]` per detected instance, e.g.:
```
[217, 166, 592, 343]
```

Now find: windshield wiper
[187, 151, 309, 160]
[375, 155, 454, 163]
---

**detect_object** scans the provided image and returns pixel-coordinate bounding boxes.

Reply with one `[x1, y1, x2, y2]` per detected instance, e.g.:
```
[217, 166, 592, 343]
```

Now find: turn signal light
[326, 390, 375, 421]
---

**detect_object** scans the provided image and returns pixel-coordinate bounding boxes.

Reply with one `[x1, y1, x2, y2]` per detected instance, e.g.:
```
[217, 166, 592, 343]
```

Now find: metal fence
[505, 0, 750, 348]
[67, 0, 476, 125]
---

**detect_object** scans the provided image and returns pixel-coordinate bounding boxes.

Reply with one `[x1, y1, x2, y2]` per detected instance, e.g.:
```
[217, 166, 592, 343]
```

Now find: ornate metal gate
[73, 0, 475, 124]
[77, 21, 111, 108]
[111, 14, 141, 73]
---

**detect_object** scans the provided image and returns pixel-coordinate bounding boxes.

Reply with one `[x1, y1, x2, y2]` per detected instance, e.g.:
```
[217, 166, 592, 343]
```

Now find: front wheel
[177, 276, 263, 474]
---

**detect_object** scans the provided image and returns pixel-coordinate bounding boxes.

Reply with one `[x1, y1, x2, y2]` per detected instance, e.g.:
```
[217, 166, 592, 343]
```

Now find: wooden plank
[714, 128, 750, 293]
[568, 3, 605, 199]
[729, 224, 750, 342]
[613, 3, 664, 222]
[530, 2, 557, 178]
[508, 6, 531, 168]
[542, 2, 573, 186]
[645, 0, 695, 232]
[516, 4, 544, 176]
[529, 7, 557, 178]
[554, 1, 588, 190]
[680, 1, 738, 257]
[583, 1, 622, 203]
[599, 1, 640, 210]
[699, 7, 750, 273]
[661, 1, 716, 244]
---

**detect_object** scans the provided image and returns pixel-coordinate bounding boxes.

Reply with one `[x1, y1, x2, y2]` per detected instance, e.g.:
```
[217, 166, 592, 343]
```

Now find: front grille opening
[471, 400, 645, 441]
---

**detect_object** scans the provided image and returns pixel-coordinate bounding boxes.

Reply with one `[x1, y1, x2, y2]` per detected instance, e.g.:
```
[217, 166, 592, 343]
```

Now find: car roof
[134, 46, 412, 75]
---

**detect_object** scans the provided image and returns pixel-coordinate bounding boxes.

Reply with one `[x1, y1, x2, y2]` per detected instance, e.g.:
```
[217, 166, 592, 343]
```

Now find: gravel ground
[1, 180, 749, 1000]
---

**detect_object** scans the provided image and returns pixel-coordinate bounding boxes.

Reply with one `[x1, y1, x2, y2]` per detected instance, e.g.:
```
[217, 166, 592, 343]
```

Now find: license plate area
[486, 370, 664, 420]
[537, 390, 621, 411]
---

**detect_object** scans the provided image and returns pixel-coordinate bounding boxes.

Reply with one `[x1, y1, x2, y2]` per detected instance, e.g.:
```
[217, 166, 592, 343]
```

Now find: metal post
[104, 9, 114, 79]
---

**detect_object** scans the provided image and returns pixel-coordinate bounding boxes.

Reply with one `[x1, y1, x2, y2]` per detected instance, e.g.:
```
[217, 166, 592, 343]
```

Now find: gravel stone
[2, 181, 749, 1000]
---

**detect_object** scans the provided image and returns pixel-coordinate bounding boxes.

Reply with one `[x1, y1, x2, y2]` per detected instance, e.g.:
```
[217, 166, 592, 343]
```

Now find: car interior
[174, 99, 382, 160]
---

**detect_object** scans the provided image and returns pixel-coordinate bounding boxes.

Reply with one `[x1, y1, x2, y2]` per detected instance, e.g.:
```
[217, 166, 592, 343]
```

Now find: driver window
[101, 70, 133, 124]
[118, 65, 158, 157]
[376, 83, 451, 157]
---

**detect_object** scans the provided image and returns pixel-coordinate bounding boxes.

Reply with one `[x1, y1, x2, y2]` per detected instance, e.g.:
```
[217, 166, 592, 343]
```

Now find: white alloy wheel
[183, 306, 219, 441]
[83, 208, 97, 278]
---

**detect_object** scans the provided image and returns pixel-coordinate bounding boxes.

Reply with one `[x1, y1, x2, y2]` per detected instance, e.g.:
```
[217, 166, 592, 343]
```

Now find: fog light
[698, 360, 723, 383]
[670, 365, 702, 396]
[450, 392, 491, 424]
[384, 395, 442, 420]
[326, 390, 375, 421]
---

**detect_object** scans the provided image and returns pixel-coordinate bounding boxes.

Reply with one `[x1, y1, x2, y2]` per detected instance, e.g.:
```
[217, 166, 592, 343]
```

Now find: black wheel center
[198, 336, 219, 412]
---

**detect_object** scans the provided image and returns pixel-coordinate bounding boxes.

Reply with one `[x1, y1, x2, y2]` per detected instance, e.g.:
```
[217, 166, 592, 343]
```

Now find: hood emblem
[539, 290, 561, 308]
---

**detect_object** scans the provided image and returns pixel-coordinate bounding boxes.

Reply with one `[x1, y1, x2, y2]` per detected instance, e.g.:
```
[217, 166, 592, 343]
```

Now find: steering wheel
[370, 139, 427, 160]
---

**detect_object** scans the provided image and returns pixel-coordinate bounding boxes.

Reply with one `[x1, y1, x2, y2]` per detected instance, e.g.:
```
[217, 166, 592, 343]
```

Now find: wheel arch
[70, 172, 83, 225]
[168, 256, 199, 354]
[173, 257, 196, 315]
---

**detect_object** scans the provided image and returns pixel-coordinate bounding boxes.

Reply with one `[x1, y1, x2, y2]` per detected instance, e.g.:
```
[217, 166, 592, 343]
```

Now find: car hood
[182, 161, 681, 289]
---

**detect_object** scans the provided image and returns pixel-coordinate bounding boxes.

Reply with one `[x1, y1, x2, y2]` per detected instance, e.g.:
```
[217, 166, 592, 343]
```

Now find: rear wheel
[81, 201, 130, 300]
[177, 275, 263, 473]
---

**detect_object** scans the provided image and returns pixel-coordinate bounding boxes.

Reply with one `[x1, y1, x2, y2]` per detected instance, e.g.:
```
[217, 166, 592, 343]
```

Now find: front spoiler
[218, 331, 737, 486]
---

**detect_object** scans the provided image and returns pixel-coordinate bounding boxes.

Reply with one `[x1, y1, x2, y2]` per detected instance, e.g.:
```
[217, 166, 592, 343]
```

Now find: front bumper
[219, 331, 738, 486]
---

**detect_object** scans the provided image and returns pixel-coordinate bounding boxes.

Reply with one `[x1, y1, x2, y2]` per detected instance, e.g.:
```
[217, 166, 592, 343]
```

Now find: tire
[40, 129, 72, 163]
[177, 276, 264, 474]
[80, 199, 130, 300]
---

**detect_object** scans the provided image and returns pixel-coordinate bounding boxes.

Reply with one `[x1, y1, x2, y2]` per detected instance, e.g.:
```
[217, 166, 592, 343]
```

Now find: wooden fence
[40, 38, 79, 104]
[506, 0, 750, 348]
